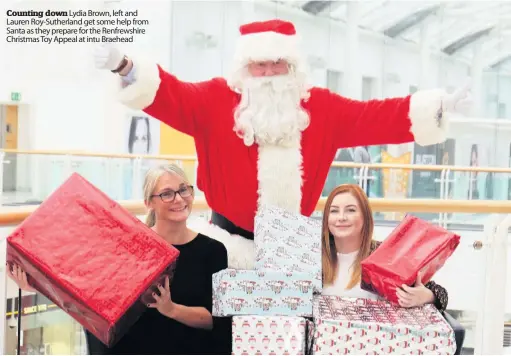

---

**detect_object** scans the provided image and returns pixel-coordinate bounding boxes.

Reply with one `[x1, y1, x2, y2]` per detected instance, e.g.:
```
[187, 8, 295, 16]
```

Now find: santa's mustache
[242, 75, 296, 93]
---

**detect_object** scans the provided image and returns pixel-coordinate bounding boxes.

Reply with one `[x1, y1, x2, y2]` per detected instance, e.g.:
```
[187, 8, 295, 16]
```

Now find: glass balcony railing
[2, 149, 511, 213]
[0, 150, 200, 206]
[0, 149, 509, 355]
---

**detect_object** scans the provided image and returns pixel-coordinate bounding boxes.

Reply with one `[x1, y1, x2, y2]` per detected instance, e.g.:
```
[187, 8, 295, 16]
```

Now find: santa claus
[95, 19, 469, 269]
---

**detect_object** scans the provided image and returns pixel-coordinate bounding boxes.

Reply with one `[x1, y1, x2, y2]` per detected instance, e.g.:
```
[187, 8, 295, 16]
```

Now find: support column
[471, 42, 484, 117]
[344, 2, 362, 100]
[419, 21, 433, 89]
[474, 214, 508, 355]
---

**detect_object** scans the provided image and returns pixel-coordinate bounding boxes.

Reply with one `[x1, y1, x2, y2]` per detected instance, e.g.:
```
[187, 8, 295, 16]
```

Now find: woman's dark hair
[128, 116, 151, 154]
[470, 144, 478, 164]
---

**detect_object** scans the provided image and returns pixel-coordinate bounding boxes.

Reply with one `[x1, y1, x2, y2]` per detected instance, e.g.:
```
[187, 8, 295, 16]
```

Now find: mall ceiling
[268, 1, 511, 72]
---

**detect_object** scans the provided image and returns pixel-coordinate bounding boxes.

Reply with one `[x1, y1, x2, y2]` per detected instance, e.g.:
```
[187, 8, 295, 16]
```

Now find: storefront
[5, 294, 87, 355]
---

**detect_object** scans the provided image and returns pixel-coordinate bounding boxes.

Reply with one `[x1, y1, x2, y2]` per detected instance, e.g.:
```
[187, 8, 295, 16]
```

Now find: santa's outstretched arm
[94, 44, 222, 137]
[323, 84, 470, 148]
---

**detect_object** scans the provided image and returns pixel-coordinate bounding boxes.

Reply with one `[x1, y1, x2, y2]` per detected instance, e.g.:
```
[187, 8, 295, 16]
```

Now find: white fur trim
[409, 89, 449, 146]
[233, 31, 301, 66]
[187, 218, 255, 270]
[257, 142, 303, 213]
[117, 57, 161, 110]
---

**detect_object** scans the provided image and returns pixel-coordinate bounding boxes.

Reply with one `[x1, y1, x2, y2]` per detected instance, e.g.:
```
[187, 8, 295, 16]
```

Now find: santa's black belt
[211, 211, 254, 240]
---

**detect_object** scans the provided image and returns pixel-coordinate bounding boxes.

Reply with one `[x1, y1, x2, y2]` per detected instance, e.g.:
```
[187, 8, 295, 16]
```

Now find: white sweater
[322, 250, 380, 300]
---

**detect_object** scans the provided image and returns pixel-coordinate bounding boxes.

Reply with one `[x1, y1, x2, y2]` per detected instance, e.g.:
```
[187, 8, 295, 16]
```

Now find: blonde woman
[8, 164, 230, 355]
[321, 184, 448, 311]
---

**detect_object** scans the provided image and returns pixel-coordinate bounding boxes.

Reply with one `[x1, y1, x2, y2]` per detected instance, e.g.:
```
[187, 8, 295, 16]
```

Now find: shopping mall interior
[1, 0, 511, 354]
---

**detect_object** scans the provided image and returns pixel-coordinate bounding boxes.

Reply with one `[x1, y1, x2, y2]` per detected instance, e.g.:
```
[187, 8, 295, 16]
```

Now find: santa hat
[231, 19, 302, 70]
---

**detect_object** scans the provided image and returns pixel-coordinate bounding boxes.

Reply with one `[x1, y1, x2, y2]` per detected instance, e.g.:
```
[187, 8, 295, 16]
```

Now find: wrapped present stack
[311, 296, 457, 355]
[6, 173, 180, 347]
[212, 205, 322, 355]
[213, 205, 459, 354]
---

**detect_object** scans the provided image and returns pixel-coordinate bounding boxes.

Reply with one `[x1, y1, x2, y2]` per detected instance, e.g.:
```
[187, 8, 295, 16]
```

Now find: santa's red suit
[114, 19, 465, 269]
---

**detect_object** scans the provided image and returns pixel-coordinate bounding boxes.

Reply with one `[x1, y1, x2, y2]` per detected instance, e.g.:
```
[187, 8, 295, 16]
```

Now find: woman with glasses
[8, 164, 230, 355]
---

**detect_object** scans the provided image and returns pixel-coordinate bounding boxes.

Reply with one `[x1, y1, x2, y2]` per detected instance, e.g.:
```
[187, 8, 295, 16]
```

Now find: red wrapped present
[361, 215, 460, 304]
[6, 173, 180, 347]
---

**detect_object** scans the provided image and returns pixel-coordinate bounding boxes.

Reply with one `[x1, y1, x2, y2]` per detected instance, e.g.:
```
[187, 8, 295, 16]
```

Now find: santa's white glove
[94, 44, 125, 71]
[442, 80, 472, 116]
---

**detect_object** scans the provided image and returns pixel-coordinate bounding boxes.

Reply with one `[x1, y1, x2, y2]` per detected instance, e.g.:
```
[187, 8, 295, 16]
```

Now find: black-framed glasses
[151, 185, 194, 203]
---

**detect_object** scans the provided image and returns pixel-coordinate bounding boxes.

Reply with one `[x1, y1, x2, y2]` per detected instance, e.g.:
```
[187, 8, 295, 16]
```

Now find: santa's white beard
[232, 73, 310, 213]
[233, 74, 310, 147]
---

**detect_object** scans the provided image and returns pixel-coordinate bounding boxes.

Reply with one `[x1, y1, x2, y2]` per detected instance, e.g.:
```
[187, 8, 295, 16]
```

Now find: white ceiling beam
[360, 0, 388, 18]
[255, 0, 509, 74]
[442, 2, 509, 17]
[442, 6, 511, 24]
[371, 8, 416, 31]
[442, 26, 510, 61]
[483, 47, 511, 68]
[438, 22, 497, 50]
[464, 24, 511, 55]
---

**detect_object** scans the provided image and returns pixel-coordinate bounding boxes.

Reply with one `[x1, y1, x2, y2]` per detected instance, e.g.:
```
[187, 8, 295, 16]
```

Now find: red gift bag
[6, 173, 180, 347]
[360, 215, 460, 305]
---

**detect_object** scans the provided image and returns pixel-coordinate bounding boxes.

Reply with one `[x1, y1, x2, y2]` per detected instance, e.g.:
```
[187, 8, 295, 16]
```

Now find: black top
[86, 233, 230, 355]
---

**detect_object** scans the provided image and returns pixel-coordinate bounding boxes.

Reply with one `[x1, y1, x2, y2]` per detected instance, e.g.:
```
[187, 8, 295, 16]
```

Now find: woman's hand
[396, 272, 435, 308]
[147, 276, 176, 317]
[7, 263, 36, 292]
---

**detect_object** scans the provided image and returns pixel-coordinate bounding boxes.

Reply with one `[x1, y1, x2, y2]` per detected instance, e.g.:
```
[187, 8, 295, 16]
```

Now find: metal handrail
[2, 148, 511, 173]
[0, 197, 510, 226]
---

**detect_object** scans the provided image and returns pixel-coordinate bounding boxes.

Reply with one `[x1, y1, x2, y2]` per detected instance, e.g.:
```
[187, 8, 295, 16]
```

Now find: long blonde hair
[322, 184, 374, 289]
[143, 164, 190, 227]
